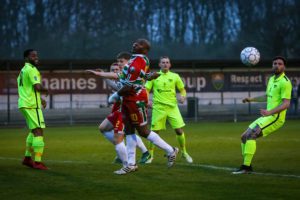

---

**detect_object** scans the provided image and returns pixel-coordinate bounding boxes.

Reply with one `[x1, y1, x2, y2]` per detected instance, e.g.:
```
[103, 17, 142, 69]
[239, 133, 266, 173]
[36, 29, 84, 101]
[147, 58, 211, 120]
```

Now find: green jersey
[17, 62, 42, 108]
[266, 72, 292, 120]
[145, 70, 185, 107]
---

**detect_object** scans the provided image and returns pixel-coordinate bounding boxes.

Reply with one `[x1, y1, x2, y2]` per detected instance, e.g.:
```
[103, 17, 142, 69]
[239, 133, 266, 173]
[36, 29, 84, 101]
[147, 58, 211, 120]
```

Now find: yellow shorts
[151, 103, 185, 131]
[19, 108, 46, 130]
[249, 114, 284, 137]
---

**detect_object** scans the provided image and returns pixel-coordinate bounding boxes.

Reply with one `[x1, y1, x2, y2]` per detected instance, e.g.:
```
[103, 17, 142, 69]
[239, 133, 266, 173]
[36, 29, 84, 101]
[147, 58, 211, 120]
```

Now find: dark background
[1, 0, 299, 60]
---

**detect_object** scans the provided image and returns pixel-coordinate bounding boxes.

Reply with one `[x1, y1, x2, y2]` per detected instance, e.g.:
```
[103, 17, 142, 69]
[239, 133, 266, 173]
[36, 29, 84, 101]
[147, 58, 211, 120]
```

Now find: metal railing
[2, 96, 298, 126]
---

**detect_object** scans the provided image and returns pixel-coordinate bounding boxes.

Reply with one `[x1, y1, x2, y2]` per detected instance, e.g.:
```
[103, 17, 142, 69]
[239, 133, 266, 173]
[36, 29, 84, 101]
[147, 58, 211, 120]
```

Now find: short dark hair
[272, 56, 287, 66]
[117, 52, 131, 60]
[159, 56, 170, 63]
[110, 62, 119, 67]
[23, 49, 35, 58]
[137, 38, 151, 51]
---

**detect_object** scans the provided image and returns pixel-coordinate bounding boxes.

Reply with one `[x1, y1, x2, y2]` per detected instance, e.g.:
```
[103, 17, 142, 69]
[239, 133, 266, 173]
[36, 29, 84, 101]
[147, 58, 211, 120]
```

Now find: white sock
[135, 134, 148, 153]
[147, 131, 173, 155]
[102, 130, 114, 144]
[115, 141, 128, 166]
[126, 135, 137, 166]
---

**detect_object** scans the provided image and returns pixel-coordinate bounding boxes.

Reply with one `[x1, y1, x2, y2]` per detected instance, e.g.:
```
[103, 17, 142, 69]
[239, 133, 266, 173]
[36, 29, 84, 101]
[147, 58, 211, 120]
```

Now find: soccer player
[96, 62, 129, 168]
[110, 39, 179, 174]
[17, 49, 49, 170]
[145, 56, 193, 163]
[87, 53, 151, 172]
[99, 59, 151, 161]
[116, 52, 152, 165]
[232, 56, 292, 174]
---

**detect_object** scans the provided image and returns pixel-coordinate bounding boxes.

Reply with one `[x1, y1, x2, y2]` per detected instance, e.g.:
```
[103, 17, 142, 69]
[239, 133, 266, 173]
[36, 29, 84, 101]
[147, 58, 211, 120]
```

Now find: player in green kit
[233, 56, 292, 174]
[18, 49, 49, 170]
[145, 56, 193, 163]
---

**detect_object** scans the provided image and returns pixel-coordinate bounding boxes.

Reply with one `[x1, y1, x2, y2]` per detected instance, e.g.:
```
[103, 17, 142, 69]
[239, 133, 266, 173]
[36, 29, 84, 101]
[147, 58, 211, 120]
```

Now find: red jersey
[118, 54, 150, 102]
[119, 54, 150, 87]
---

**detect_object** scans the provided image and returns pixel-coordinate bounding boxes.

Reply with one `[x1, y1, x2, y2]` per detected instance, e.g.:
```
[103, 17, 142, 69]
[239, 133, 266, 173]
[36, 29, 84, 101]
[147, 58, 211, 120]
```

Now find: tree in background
[0, 0, 299, 59]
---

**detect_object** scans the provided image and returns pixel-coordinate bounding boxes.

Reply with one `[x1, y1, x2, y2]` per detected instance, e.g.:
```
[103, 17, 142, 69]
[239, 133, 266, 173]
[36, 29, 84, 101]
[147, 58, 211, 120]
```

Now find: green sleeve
[145, 80, 153, 92]
[281, 80, 292, 100]
[28, 68, 41, 85]
[176, 74, 185, 90]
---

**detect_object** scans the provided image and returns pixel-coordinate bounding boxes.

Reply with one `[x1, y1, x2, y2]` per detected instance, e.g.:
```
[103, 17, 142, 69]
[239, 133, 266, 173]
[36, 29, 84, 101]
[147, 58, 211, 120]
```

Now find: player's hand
[44, 89, 49, 97]
[179, 96, 186, 104]
[41, 98, 47, 109]
[108, 92, 120, 104]
[117, 85, 136, 96]
[242, 98, 251, 103]
[260, 109, 271, 116]
[146, 72, 161, 81]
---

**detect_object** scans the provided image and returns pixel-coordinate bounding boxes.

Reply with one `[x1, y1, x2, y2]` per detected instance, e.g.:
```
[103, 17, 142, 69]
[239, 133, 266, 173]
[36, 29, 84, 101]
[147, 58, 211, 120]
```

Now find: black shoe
[232, 165, 253, 174]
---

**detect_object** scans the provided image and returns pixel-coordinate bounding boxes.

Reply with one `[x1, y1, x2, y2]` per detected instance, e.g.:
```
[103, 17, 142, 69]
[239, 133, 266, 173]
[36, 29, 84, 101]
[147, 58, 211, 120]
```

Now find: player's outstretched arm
[145, 72, 161, 81]
[86, 70, 118, 79]
[242, 95, 267, 103]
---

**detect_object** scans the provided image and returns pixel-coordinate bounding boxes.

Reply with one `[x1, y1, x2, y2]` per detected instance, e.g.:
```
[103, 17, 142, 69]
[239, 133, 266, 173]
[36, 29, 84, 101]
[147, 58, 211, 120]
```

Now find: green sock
[32, 136, 45, 162]
[25, 132, 34, 157]
[176, 133, 187, 154]
[148, 141, 155, 157]
[243, 140, 256, 166]
[241, 143, 245, 158]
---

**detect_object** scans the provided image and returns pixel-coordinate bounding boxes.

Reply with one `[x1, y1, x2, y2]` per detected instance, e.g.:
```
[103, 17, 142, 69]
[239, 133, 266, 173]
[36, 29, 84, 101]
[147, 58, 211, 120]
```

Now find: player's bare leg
[99, 119, 123, 163]
[99, 119, 114, 144]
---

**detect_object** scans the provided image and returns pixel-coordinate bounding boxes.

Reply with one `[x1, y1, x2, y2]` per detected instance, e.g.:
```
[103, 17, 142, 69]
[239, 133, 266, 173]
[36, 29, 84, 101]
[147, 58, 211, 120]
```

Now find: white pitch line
[1, 156, 299, 179]
[178, 163, 235, 171]
[178, 163, 300, 179]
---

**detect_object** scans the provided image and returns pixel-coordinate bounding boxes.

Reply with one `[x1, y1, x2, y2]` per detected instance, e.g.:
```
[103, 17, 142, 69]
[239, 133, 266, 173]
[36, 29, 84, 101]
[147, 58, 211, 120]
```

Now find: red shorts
[122, 89, 148, 126]
[106, 110, 124, 135]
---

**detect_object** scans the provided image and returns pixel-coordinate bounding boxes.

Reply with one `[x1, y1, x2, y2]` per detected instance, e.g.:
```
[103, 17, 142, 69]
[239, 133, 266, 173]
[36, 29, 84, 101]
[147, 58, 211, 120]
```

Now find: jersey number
[130, 114, 138, 122]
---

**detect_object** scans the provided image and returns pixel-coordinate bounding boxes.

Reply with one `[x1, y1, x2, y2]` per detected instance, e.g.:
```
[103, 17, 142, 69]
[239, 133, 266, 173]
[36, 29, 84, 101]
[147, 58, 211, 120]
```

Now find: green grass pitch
[0, 121, 299, 200]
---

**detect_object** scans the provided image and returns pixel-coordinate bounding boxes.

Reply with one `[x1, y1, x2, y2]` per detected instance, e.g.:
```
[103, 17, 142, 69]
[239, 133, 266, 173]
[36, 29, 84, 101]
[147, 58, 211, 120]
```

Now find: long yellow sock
[243, 140, 256, 166]
[148, 141, 155, 157]
[25, 132, 34, 157]
[241, 143, 245, 158]
[176, 133, 187, 154]
[32, 136, 45, 162]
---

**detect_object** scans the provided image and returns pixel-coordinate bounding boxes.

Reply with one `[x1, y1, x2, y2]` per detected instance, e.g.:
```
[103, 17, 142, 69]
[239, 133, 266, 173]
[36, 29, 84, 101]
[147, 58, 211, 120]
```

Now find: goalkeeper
[145, 56, 193, 163]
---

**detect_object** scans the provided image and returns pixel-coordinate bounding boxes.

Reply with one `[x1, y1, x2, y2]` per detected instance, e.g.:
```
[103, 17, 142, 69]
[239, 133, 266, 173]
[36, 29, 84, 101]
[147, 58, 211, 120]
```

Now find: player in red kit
[111, 39, 179, 174]
[87, 52, 152, 174]
[88, 40, 178, 175]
